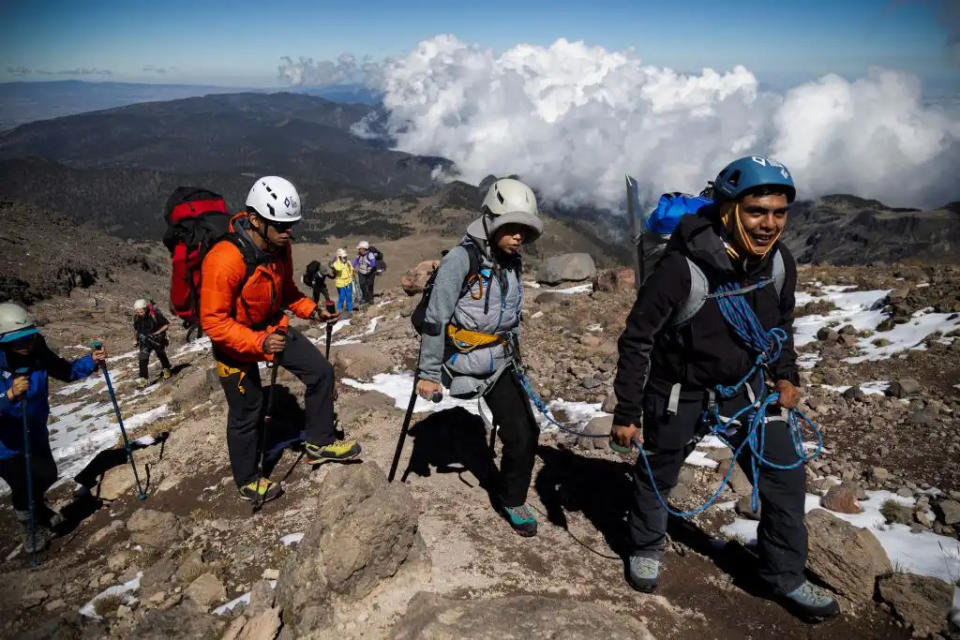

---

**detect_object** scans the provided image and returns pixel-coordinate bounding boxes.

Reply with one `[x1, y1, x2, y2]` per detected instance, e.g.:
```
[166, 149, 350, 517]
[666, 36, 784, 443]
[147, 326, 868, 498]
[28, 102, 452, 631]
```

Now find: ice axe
[388, 374, 441, 483]
[92, 342, 147, 500]
[323, 299, 337, 360]
[254, 327, 287, 512]
[14, 367, 40, 565]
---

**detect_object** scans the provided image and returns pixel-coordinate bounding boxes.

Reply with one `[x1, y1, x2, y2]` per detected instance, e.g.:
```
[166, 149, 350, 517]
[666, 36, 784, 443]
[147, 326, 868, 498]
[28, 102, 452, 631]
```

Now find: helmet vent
[727, 170, 741, 187]
[497, 191, 505, 204]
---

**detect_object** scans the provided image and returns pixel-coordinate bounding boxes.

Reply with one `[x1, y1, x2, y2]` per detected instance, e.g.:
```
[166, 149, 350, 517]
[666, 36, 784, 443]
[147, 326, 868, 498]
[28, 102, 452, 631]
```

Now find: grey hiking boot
[15, 511, 51, 554]
[782, 581, 840, 621]
[627, 554, 660, 593]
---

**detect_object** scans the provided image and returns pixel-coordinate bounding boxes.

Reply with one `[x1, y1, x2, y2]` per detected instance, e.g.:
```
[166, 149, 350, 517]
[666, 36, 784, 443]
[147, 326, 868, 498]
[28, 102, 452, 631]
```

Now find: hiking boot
[15, 511, 51, 554]
[136, 377, 149, 390]
[781, 581, 840, 621]
[303, 441, 362, 465]
[162, 368, 172, 380]
[627, 555, 660, 593]
[503, 504, 538, 537]
[238, 478, 283, 503]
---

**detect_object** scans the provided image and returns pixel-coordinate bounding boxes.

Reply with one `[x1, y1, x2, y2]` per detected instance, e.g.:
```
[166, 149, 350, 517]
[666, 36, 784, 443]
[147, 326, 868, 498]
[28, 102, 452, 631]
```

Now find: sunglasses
[5, 334, 36, 349]
[268, 220, 297, 233]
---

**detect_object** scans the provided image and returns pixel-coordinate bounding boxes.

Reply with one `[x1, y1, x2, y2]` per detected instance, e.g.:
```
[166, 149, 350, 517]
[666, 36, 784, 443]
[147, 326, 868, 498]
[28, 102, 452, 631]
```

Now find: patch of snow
[124, 404, 173, 431]
[280, 532, 304, 546]
[79, 572, 142, 619]
[364, 316, 384, 335]
[175, 337, 211, 357]
[915, 282, 931, 288]
[542, 283, 592, 295]
[212, 580, 277, 616]
[797, 353, 820, 369]
[793, 289, 890, 347]
[845, 312, 960, 363]
[523, 280, 542, 289]
[530, 311, 544, 320]
[722, 491, 960, 583]
[684, 449, 719, 469]
[820, 381, 889, 395]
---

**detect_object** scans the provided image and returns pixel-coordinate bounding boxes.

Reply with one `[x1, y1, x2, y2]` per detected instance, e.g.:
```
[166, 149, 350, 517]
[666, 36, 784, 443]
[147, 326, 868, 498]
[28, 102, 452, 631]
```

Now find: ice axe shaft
[254, 327, 287, 512]
[323, 299, 336, 360]
[14, 367, 39, 565]
[91, 342, 147, 500]
[388, 376, 441, 483]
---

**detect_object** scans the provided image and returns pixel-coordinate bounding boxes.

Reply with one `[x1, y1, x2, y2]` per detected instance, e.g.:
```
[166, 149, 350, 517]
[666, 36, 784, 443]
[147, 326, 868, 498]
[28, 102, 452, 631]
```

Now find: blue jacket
[0, 337, 98, 460]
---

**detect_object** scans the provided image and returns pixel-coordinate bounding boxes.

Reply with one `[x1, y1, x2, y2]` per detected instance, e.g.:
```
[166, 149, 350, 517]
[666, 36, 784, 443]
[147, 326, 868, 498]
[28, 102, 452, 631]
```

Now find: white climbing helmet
[245, 176, 302, 223]
[133, 299, 149, 311]
[357, 240, 369, 250]
[0, 302, 38, 343]
[337, 248, 348, 258]
[468, 178, 543, 243]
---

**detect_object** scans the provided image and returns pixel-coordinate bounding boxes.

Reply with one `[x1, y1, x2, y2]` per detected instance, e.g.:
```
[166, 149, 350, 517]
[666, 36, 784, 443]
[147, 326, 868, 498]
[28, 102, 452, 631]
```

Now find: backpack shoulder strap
[772, 248, 785, 300]
[223, 233, 265, 287]
[458, 241, 483, 297]
[670, 257, 709, 328]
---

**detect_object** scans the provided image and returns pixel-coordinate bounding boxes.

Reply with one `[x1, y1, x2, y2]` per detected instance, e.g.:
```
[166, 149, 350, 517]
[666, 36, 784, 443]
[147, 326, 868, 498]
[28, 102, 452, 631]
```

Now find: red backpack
[162, 187, 231, 326]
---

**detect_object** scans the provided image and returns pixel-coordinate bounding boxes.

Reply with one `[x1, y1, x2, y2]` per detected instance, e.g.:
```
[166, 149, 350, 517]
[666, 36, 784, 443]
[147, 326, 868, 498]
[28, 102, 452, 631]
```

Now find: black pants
[0, 439, 58, 519]
[311, 280, 330, 305]
[483, 369, 540, 508]
[139, 342, 171, 379]
[357, 272, 375, 304]
[629, 385, 807, 595]
[216, 328, 336, 487]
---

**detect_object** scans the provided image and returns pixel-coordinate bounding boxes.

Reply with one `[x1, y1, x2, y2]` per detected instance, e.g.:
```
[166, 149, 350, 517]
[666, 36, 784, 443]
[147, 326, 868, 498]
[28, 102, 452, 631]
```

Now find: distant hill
[0, 80, 382, 131]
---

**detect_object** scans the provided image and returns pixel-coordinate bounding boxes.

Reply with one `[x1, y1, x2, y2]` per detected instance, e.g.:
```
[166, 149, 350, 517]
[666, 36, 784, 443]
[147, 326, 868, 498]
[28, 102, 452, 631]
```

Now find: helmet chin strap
[252, 214, 283, 253]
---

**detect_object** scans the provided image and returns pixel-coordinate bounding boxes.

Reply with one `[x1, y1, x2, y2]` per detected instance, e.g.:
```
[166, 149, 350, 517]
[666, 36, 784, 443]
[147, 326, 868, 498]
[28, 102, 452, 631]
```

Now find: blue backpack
[626, 176, 784, 327]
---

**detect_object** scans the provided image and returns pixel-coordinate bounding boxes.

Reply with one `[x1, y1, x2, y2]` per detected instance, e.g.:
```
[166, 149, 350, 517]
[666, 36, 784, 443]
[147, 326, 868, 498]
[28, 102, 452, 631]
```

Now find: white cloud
[356, 35, 959, 210]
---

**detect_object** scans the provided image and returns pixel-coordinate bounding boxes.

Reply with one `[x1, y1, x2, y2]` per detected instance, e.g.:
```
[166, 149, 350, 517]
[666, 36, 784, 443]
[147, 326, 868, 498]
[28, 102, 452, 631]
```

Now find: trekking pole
[15, 368, 39, 566]
[323, 299, 337, 360]
[388, 374, 441, 483]
[91, 341, 147, 500]
[255, 327, 287, 512]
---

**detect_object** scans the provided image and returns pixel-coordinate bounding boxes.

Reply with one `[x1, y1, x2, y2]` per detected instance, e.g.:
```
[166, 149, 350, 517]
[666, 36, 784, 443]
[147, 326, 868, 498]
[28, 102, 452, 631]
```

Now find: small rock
[821, 485, 862, 514]
[870, 466, 890, 483]
[805, 508, 891, 605]
[886, 378, 920, 398]
[184, 573, 226, 610]
[44, 598, 65, 612]
[600, 392, 617, 414]
[261, 568, 280, 581]
[878, 573, 953, 638]
[126, 509, 183, 549]
[579, 335, 602, 348]
[580, 376, 601, 390]
[716, 459, 752, 497]
[735, 496, 761, 521]
[896, 486, 914, 498]
[817, 327, 839, 342]
[914, 508, 936, 528]
[841, 386, 865, 401]
[23, 590, 47, 608]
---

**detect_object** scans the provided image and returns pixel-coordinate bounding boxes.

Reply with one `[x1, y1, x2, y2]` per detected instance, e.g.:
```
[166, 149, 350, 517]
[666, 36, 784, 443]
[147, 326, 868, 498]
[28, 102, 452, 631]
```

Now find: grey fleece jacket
[417, 234, 523, 399]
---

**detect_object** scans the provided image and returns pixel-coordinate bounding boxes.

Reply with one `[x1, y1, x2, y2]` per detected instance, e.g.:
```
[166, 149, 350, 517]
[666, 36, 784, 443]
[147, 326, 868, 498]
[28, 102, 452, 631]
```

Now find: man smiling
[611, 157, 839, 621]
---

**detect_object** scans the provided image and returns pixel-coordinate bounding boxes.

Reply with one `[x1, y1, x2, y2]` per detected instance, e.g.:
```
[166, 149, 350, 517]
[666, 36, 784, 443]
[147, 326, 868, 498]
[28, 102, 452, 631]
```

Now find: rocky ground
[0, 235, 958, 639]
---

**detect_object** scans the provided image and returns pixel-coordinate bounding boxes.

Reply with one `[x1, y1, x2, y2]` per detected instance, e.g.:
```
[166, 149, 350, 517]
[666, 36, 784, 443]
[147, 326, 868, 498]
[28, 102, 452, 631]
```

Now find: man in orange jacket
[201, 176, 361, 503]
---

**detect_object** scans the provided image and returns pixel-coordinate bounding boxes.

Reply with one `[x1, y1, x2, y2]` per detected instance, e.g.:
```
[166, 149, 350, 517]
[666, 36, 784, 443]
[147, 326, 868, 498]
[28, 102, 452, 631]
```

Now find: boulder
[131, 600, 223, 640]
[937, 499, 960, 525]
[600, 392, 617, 414]
[592, 267, 636, 293]
[820, 484, 862, 514]
[237, 607, 282, 640]
[97, 466, 137, 501]
[716, 459, 752, 497]
[126, 509, 183, 549]
[878, 573, 952, 638]
[184, 573, 226, 610]
[886, 378, 920, 398]
[276, 462, 423, 637]
[390, 593, 655, 640]
[401, 260, 439, 295]
[578, 415, 612, 450]
[330, 344, 392, 381]
[169, 365, 218, 413]
[805, 508, 891, 604]
[246, 580, 276, 618]
[537, 253, 596, 285]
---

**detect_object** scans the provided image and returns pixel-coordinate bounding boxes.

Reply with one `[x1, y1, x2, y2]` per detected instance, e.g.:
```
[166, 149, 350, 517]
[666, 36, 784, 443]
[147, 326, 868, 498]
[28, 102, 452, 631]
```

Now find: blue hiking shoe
[782, 581, 840, 621]
[503, 504, 538, 537]
[627, 555, 660, 593]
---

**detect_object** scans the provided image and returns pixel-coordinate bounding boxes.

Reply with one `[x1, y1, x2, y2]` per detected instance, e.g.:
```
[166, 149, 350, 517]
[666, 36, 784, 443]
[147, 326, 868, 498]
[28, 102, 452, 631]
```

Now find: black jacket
[133, 305, 169, 345]
[613, 207, 799, 427]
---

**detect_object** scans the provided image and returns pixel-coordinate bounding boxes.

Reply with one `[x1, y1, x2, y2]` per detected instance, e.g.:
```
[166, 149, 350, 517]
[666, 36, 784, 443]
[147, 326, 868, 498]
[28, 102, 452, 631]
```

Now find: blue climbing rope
[515, 278, 823, 519]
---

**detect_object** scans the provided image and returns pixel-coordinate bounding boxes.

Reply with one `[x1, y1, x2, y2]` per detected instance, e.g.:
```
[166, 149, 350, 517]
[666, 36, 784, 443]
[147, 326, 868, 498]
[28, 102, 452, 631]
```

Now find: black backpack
[302, 259, 322, 287]
[368, 246, 386, 274]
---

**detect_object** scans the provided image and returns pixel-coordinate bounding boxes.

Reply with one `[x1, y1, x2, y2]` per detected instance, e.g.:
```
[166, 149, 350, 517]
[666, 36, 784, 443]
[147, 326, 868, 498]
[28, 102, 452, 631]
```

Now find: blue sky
[1, 0, 957, 90]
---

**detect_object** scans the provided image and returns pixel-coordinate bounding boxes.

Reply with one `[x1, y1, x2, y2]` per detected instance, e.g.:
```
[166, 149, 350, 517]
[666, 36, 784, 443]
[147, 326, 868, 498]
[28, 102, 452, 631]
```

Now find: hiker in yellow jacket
[331, 249, 354, 312]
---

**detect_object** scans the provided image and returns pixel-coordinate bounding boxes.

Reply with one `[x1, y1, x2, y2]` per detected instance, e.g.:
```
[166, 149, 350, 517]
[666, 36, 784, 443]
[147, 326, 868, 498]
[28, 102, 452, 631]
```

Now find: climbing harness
[514, 278, 823, 519]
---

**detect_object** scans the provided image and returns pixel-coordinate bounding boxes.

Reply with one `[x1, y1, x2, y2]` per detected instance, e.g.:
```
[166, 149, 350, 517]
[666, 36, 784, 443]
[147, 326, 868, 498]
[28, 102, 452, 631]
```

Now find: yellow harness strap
[446, 325, 506, 353]
[216, 361, 247, 394]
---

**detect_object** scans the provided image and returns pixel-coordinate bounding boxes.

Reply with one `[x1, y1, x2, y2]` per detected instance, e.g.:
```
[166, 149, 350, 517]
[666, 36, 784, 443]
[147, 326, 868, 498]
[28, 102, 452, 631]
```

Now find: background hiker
[133, 298, 172, 389]
[0, 302, 106, 553]
[331, 248, 354, 314]
[353, 240, 377, 307]
[611, 156, 839, 621]
[415, 177, 544, 536]
[200, 176, 361, 504]
[302, 259, 332, 305]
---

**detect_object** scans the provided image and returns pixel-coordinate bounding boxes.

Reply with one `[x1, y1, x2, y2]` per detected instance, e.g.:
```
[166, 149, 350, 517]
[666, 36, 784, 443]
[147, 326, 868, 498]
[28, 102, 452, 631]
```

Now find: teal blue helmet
[714, 155, 796, 203]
